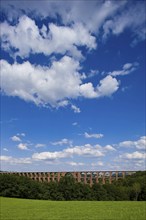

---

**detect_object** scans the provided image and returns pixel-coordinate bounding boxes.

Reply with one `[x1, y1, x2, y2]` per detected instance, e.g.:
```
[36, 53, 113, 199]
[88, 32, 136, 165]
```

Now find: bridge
[1, 171, 136, 186]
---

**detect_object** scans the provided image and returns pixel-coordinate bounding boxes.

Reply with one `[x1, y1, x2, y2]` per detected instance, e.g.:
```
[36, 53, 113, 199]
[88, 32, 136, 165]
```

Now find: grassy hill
[1, 197, 146, 220]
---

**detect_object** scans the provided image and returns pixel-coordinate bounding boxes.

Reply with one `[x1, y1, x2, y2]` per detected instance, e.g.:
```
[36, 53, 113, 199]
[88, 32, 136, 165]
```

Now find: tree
[132, 182, 141, 201]
[92, 183, 108, 201]
[58, 175, 76, 200]
[0, 171, 146, 201]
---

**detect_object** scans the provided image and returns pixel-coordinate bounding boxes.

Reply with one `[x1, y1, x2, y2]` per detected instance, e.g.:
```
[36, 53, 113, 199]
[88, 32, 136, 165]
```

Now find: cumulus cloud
[32, 151, 65, 160]
[0, 57, 81, 107]
[109, 62, 139, 76]
[80, 75, 120, 99]
[0, 155, 32, 164]
[104, 145, 116, 151]
[0, 156, 13, 161]
[1, 5, 140, 111]
[11, 135, 21, 142]
[96, 75, 119, 97]
[80, 83, 98, 98]
[120, 151, 146, 160]
[0, 15, 96, 59]
[1, 57, 120, 109]
[2, 1, 145, 45]
[32, 144, 104, 161]
[84, 132, 104, 139]
[91, 161, 104, 167]
[119, 136, 146, 150]
[66, 161, 84, 166]
[17, 143, 28, 150]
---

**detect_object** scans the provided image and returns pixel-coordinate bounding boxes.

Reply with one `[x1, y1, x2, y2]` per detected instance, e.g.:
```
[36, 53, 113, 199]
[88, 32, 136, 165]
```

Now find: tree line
[0, 171, 145, 201]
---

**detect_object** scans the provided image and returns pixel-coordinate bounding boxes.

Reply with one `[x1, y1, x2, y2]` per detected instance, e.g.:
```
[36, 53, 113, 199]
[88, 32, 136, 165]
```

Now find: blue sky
[0, 0, 146, 172]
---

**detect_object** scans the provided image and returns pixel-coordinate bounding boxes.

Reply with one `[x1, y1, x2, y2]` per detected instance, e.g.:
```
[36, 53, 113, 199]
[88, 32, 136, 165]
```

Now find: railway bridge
[1, 171, 136, 186]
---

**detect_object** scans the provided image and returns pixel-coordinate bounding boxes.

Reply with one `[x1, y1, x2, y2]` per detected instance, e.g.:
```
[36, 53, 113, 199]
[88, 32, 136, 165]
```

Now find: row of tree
[0, 171, 146, 201]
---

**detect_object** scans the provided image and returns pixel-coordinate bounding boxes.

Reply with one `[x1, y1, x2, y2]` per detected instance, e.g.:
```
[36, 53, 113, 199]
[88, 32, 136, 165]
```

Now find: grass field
[0, 197, 146, 220]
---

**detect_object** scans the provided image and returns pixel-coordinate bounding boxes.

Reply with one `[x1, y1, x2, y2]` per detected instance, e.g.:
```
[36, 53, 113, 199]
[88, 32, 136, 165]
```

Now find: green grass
[0, 197, 146, 220]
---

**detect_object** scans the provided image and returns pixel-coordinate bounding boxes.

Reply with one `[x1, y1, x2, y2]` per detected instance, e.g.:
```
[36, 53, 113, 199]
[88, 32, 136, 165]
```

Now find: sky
[0, 0, 146, 172]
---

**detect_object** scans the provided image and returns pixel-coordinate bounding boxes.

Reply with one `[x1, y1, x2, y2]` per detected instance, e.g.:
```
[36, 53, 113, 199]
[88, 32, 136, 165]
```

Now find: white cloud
[1, 15, 96, 59]
[84, 132, 104, 139]
[64, 144, 104, 157]
[136, 136, 146, 150]
[96, 75, 119, 97]
[1, 1, 125, 33]
[103, 2, 146, 44]
[1, 1, 145, 45]
[51, 138, 72, 146]
[0, 155, 32, 164]
[80, 75, 120, 99]
[71, 104, 81, 113]
[91, 161, 104, 167]
[1, 7, 137, 111]
[104, 145, 116, 151]
[119, 141, 135, 148]
[0, 156, 12, 161]
[120, 151, 146, 160]
[119, 136, 146, 150]
[17, 143, 28, 150]
[66, 161, 84, 166]
[32, 151, 66, 160]
[0, 57, 81, 107]
[80, 83, 98, 98]
[32, 144, 104, 161]
[49, 1, 125, 34]
[11, 135, 21, 142]
[123, 63, 133, 70]
[109, 62, 139, 76]
[11, 133, 26, 142]
[35, 144, 46, 148]
[1, 57, 120, 109]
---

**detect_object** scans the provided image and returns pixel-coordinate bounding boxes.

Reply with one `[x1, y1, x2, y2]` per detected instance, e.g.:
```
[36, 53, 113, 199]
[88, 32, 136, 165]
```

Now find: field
[0, 197, 146, 220]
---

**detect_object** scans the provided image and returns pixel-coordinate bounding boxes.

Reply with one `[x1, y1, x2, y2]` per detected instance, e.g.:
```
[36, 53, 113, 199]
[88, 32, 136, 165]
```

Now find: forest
[0, 171, 146, 201]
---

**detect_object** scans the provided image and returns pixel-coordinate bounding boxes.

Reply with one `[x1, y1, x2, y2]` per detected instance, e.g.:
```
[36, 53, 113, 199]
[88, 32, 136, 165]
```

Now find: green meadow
[0, 197, 145, 220]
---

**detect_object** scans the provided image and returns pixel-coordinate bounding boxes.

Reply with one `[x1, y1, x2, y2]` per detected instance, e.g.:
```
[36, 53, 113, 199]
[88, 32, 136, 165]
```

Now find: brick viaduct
[1, 171, 136, 186]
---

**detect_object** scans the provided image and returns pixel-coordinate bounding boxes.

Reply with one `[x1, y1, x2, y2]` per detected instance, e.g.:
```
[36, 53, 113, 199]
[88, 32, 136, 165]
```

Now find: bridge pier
[47, 172, 50, 182]
[57, 172, 60, 182]
[102, 172, 105, 184]
[122, 171, 125, 179]
[77, 172, 81, 182]
[84, 172, 87, 184]
[109, 171, 112, 184]
[96, 172, 99, 184]
[90, 173, 93, 186]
